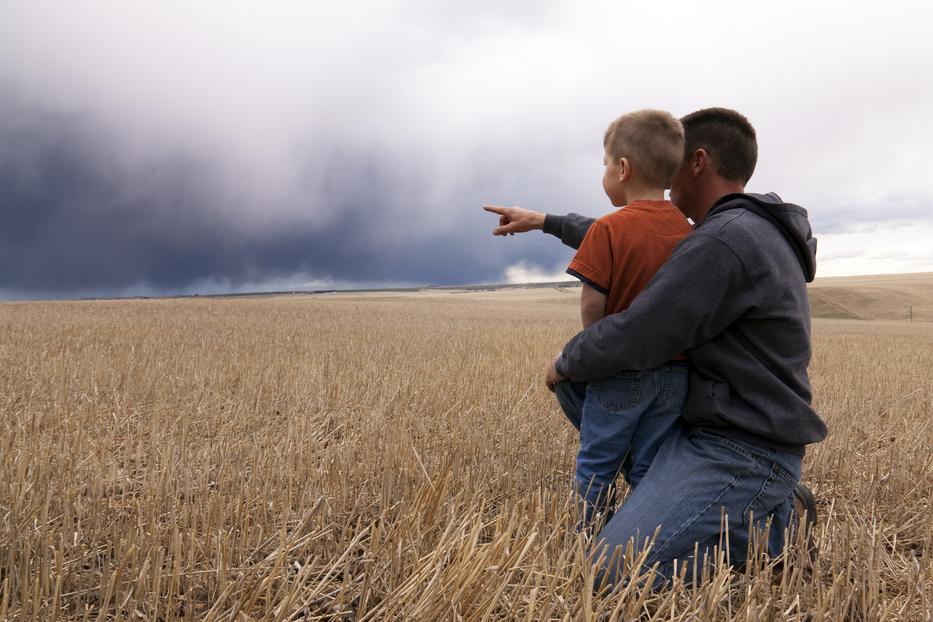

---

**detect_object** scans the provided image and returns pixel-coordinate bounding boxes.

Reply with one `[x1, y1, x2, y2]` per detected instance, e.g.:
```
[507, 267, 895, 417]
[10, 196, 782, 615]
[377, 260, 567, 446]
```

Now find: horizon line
[2, 270, 932, 304]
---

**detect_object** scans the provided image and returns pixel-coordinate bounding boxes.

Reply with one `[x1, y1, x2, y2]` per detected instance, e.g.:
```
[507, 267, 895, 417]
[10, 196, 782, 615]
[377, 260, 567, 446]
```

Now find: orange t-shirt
[567, 200, 693, 316]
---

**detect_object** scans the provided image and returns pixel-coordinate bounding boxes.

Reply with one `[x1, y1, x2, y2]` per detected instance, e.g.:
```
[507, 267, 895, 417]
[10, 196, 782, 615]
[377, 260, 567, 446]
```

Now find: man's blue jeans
[554, 364, 688, 525]
[592, 425, 802, 587]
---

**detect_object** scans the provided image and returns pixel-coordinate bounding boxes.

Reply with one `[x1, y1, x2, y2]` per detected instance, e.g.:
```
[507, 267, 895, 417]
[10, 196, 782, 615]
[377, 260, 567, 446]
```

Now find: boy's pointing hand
[483, 205, 546, 236]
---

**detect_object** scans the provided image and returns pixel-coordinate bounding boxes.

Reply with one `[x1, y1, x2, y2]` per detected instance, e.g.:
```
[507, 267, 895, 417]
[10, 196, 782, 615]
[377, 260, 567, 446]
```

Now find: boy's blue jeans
[554, 364, 688, 525]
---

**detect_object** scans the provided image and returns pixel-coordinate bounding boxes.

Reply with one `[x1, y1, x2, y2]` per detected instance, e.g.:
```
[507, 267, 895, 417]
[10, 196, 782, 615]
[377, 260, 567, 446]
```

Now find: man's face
[602, 148, 626, 207]
[669, 156, 697, 219]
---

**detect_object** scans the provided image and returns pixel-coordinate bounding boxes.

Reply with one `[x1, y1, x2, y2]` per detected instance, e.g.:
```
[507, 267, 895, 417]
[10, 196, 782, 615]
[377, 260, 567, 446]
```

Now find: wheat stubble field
[1, 286, 931, 621]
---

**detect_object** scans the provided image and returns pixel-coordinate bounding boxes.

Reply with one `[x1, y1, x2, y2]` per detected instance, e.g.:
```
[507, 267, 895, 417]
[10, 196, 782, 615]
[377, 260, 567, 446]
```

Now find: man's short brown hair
[680, 107, 758, 183]
[604, 109, 684, 188]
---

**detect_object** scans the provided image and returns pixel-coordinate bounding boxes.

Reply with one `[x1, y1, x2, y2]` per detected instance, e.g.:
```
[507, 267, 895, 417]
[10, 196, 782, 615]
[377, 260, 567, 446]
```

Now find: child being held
[554, 109, 693, 527]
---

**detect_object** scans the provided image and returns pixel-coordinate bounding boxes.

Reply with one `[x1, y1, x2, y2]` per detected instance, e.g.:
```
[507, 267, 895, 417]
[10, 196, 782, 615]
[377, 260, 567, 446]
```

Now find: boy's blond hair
[604, 109, 684, 188]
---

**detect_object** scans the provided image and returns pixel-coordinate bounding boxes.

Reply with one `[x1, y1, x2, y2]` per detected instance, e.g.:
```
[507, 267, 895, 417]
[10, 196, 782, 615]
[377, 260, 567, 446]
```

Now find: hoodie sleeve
[542, 213, 595, 250]
[555, 232, 761, 380]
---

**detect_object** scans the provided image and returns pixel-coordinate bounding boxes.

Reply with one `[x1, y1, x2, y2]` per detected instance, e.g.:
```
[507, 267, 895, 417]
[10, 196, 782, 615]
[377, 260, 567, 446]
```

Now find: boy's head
[670, 107, 758, 220]
[602, 109, 684, 207]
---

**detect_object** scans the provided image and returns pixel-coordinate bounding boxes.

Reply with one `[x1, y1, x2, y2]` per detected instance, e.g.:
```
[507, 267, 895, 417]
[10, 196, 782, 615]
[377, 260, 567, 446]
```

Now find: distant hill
[429, 273, 933, 322]
[808, 272, 933, 321]
[473, 273, 933, 322]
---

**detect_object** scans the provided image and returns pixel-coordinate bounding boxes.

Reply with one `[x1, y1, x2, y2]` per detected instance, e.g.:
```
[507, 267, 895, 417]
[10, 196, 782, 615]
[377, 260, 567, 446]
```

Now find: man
[484, 108, 825, 586]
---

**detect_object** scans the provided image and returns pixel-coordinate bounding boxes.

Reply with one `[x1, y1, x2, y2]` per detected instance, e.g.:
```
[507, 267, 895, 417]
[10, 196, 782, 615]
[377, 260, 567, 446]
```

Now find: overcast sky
[1, 1, 932, 299]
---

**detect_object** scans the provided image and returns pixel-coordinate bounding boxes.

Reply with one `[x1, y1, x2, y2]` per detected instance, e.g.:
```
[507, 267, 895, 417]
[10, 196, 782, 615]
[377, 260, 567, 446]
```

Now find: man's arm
[483, 205, 594, 250]
[580, 283, 607, 328]
[542, 213, 595, 250]
[555, 233, 760, 381]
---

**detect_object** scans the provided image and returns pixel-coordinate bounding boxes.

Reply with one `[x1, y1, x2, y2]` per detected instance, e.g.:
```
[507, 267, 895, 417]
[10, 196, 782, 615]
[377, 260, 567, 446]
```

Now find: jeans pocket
[589, 373, 641, 413]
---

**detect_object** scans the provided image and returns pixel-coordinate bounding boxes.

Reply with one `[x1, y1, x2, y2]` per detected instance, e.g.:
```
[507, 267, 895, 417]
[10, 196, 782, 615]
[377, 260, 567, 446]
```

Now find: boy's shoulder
[592, 205, 638, 230]
[594, 208, 626, 226]
[593, 200, 689, 230]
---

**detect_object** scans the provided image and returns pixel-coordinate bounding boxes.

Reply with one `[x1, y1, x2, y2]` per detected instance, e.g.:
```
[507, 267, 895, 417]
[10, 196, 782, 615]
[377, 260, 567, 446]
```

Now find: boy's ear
[618, 157, 631, 182]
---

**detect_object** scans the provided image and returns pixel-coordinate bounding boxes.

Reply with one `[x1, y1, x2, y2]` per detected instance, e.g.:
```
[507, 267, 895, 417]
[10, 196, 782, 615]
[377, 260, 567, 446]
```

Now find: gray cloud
[1, 1, 932, 298]
[0, 96, 578, 298]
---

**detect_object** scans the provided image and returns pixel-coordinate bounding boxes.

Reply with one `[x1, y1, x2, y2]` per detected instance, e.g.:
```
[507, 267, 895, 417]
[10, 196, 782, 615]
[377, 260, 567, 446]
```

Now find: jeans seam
[773, 465, 799, 492]
[661, 367, 685, 409]
[659, 369, 669, 409]
[742, 463, 776, 524]
[694, 430, 756, 461]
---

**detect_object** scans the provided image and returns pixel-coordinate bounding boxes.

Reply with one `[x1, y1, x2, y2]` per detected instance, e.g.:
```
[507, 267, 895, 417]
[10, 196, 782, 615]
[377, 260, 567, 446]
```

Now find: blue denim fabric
[555, 365, 688, 525]
[554, 379, 587, 431]
[592, 424, 801, 588]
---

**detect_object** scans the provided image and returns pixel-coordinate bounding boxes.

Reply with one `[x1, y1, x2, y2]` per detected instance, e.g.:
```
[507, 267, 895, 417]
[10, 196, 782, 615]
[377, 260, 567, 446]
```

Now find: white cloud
[817, 221, 933, 277]
[504, 261, 574, 284]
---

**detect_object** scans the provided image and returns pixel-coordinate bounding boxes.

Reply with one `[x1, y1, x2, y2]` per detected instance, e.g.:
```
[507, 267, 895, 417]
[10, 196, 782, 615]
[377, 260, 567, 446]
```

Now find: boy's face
[602, 148, 626, 207]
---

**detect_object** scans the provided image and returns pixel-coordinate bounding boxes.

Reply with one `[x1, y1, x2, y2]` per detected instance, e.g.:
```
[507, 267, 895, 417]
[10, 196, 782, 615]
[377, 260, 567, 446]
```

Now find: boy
[554, 109, 693, 527]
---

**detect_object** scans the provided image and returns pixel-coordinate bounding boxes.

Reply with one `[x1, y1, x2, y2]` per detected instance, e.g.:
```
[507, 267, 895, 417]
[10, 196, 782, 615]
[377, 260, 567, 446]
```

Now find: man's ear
[693, 149, 710, 177]
[618, 157, 631, 182]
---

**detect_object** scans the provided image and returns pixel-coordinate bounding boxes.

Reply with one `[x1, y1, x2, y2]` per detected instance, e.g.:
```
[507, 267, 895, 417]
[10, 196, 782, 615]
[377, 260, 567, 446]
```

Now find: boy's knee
[555, 380, 585, 429]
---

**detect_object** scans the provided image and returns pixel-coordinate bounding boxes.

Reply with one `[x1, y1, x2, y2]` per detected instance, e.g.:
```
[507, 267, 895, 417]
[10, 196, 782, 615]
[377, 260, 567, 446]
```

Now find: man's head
[670, 107, 758, 221]
[602, 109, 684, 207]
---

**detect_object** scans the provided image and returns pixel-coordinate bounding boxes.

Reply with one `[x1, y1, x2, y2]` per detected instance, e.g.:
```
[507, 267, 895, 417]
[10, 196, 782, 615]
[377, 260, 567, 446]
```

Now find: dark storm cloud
[0, 101, 573, 298]
[2, 1, 931, 293]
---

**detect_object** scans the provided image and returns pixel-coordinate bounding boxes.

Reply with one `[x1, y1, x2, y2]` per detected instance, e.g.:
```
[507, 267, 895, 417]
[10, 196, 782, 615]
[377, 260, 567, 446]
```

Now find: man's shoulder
[701, 207, 761, 234]
[688, 211, 783, 279]
[695, 193, 817, 282]
[699, 204, 779, 246]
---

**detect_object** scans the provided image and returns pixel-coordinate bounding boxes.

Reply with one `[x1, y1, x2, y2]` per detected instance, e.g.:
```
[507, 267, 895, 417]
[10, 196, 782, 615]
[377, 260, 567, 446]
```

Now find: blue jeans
[554, 364, 688, 525]
[592, 425, 802, 587]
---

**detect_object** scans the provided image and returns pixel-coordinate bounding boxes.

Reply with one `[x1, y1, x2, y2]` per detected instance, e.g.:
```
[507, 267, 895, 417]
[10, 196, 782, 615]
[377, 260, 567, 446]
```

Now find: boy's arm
[580, 284, 607, 328]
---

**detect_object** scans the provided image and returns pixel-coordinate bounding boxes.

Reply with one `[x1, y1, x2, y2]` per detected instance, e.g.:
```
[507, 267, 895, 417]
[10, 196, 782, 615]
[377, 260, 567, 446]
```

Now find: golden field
[1, 285, 931, 621]
[808, 272, 933, 321]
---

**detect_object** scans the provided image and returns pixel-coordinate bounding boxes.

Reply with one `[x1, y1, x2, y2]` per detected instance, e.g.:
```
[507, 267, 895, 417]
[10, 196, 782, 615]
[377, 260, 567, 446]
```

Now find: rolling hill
[808, 272, 933, 321]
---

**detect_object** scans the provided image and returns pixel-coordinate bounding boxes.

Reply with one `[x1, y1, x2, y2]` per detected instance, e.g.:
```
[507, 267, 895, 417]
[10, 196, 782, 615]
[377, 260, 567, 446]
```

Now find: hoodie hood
[704, 192, 818, 282]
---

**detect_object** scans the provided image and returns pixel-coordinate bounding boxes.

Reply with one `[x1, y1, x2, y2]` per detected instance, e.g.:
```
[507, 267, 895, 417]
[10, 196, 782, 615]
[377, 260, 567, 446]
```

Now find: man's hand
[545, 352, 567, 392]
[483, 204, 546, 236]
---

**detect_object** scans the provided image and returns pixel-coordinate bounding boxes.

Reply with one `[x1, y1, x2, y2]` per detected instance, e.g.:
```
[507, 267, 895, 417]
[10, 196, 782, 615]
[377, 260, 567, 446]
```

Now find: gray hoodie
[548, 193, 827, 454]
